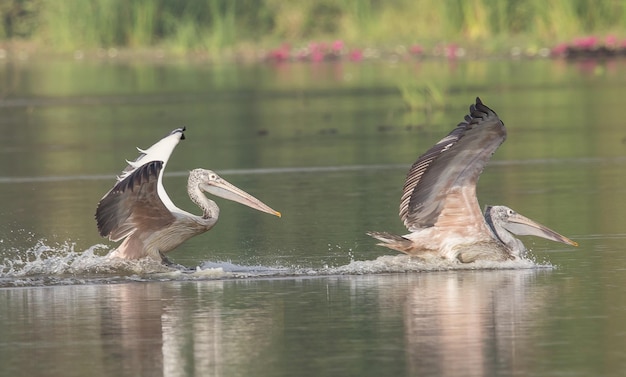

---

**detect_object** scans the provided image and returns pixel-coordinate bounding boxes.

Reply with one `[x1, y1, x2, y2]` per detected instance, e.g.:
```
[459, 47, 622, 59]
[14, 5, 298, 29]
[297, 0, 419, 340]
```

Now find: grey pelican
[368, 98, 577, 263]
[95, 127, 281, 264]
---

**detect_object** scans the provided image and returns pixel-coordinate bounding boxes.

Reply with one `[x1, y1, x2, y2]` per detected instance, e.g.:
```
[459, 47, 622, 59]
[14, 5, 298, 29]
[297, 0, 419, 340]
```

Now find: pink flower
[445, 43, 458, 58]
[573, 36, 598, 49]
[332, 40, 344, 52]
[349, 49, 363, 61]
[551, 42, 568, 56]
[311, 49, 325, 62]
[605, 34, 617, 47]
[268, 43, 291, 62]
[409, 44, 423, 55]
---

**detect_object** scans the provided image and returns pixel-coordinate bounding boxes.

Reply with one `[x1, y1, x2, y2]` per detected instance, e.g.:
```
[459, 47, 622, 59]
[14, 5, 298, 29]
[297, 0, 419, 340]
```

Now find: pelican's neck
[188, 180, 219, 221]
[157, 173, 180, 212]
[484, 212, 526, 258]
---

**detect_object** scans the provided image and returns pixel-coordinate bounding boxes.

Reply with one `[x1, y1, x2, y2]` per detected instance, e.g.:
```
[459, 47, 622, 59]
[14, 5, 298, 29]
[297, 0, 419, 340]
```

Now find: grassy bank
[1, 0, 626, 58]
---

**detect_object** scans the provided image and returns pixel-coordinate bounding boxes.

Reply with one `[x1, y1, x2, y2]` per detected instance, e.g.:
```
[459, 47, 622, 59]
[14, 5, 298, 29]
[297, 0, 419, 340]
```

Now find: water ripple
[1, 156, 625, 184]
[0, 239, 552, 287]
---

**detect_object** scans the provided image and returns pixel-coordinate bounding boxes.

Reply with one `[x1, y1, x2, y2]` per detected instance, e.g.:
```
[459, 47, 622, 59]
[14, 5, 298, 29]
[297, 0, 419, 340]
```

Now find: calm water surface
[1, 58, 626, 376]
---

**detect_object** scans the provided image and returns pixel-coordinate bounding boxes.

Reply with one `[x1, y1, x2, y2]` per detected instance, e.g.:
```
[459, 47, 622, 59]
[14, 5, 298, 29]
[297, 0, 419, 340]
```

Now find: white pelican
[368, 98, 577, 262]
[95, 127, 281, 264]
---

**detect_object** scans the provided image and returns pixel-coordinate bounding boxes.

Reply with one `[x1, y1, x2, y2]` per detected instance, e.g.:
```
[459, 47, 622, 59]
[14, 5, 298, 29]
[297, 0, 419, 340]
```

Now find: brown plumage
[96, 128, 281, 264]
[368, 98, 577, 262]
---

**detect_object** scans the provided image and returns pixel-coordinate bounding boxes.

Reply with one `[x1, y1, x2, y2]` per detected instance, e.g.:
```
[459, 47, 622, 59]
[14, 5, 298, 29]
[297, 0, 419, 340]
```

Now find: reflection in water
[0, 268, 605, 377]
[161, 282, 225, 377]
[102, 281, 276, 377]
[1, 57, 626, 377]
[100, 284, 165, 376]
[401, 271, 545, 376]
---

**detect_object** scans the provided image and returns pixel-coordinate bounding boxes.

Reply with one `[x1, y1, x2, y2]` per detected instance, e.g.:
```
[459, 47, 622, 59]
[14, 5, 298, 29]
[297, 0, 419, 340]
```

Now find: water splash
[324, 254, 550, 275]
[1, 241, 117, 276]
[0, 240, 217, 286]
[0, 239, 552, 287]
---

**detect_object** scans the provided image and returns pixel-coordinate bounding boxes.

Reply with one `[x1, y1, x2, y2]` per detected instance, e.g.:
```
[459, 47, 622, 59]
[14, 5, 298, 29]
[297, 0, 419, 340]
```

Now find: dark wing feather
[95, 160, 176, 241]
[399, 97, 506, 231]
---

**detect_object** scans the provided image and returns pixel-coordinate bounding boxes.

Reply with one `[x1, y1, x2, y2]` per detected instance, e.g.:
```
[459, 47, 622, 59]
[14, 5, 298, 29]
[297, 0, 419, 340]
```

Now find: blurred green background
[1, 0, 626, 56]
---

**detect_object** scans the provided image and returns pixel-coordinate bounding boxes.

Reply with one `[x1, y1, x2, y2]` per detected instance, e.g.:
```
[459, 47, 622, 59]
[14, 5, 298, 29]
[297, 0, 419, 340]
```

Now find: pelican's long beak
[201, 176, 281, 218]
[504, 212, 577, 246]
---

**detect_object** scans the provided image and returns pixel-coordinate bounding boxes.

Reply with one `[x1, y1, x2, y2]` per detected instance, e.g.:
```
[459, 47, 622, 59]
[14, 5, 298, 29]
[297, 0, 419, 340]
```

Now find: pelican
[368, 98, 577, 263]
[95, 127, 281, 264]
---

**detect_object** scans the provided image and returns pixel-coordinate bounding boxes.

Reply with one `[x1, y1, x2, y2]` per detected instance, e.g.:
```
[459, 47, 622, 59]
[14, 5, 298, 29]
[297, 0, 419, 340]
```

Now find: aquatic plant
[1, 0, 626, 56]
[399, 81, 446, 116]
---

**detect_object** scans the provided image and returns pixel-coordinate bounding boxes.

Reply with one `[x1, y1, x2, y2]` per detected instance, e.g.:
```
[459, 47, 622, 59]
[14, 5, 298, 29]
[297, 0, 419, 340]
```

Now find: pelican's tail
[367, 231, 415, 254]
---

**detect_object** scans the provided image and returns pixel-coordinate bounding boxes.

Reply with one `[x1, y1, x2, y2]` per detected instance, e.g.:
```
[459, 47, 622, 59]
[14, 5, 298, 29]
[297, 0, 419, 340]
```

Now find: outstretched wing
[96, 161, 175, 240]
[399, 98, 506, 232]
[95, 128, 185, 241]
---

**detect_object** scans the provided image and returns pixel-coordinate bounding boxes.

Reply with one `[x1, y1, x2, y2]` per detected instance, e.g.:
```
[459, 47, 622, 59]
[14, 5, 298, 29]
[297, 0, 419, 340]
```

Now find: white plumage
[96, 127, 281, 264]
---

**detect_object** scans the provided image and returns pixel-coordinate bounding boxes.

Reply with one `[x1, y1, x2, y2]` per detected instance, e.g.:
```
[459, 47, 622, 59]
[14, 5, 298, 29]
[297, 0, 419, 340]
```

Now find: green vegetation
[1, 0, 626, 56]
[399, 81, 446, 117]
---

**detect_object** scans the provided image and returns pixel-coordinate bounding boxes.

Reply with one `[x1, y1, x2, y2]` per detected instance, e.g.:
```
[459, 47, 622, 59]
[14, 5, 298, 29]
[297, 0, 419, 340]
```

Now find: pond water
[1, 57, 626, 376]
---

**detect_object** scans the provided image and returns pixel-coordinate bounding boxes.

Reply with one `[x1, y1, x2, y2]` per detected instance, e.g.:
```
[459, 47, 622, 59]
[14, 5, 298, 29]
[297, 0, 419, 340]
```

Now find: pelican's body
[95, 128, 280, 263]
[368, 98, 577, 262]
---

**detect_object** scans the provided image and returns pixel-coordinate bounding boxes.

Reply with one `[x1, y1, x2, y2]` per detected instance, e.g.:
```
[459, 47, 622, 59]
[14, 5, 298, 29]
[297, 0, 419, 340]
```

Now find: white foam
[324, 254, 549, 275]
[0, 239, 552, 287]
[0, 240, 179, 286]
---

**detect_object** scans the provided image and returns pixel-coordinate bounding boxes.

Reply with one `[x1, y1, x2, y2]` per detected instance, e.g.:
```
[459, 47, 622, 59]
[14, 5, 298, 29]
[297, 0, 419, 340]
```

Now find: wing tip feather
[399, 96, 505, 229]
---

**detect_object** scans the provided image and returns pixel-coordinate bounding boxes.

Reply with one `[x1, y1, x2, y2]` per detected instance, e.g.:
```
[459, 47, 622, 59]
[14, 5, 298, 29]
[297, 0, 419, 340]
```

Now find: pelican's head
[485, 205, 577, 256]
[191, 169, 281, 217]
[168, 127, 185, 140]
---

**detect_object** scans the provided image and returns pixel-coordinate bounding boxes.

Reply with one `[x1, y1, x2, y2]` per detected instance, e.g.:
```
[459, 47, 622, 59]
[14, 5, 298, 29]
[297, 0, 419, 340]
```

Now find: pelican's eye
[507, 209, 515, 216]
[209, 173, 217, 180]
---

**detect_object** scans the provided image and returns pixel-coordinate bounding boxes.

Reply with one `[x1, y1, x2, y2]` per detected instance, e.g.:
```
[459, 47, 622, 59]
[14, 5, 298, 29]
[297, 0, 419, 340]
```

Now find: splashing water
[325, 254, 550, 274]
[0, 240, 173, 286]
[0, 238, 552, 287]
[0, 239, 282, 286]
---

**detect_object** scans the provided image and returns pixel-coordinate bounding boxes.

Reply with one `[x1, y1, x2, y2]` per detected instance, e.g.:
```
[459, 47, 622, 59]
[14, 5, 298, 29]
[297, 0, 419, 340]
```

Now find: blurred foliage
[0, 0, 625, 52]
[399, 81, 446, 117]
[0, 0, 38, 38]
